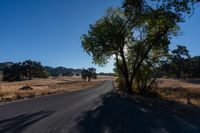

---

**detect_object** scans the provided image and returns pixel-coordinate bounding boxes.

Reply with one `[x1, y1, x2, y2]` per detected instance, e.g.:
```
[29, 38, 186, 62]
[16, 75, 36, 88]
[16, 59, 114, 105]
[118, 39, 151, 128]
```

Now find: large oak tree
[82, 0, 199, 94]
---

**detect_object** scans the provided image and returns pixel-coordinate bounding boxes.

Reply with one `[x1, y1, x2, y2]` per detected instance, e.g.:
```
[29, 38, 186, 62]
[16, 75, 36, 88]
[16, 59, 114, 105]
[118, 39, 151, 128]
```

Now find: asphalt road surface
[0, 81, 113, 133]
[0, 80, 200, 133]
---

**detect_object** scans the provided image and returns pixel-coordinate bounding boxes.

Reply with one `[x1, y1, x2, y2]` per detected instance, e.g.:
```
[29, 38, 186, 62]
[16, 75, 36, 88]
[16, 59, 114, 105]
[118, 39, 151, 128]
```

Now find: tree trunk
[119, 49, 133, 94]
[88, 76, 91, 82]
[123, 75, 132, 94]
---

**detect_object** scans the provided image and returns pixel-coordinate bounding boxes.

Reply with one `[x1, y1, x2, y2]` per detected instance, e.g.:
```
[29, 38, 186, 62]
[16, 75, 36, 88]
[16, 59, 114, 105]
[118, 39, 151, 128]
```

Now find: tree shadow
[73, 92, 200, 133]
[0, 110, 54, 133]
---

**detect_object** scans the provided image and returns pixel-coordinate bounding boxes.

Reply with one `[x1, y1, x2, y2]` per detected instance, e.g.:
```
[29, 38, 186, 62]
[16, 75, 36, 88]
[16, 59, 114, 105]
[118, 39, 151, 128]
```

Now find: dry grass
[0, 76, 114, 103]
[156, 78, 200, 107]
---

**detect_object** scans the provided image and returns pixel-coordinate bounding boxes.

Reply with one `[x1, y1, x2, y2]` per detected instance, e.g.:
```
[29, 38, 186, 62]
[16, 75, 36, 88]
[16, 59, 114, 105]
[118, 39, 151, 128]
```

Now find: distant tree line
[2, 60, 49, 82]
[160, 45, 200, 79]
[44, 66, 82, 77]
[98, 72, 116, 76]
[0, 62, 99, 82]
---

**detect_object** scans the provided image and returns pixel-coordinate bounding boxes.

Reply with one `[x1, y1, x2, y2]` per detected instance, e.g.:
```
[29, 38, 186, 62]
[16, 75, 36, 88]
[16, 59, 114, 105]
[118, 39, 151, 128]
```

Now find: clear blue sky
[0, 0, 199, 73]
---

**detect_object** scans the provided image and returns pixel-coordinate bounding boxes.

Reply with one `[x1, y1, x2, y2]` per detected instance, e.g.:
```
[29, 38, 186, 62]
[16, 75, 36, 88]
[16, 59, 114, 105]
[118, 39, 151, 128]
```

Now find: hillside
[0, 62, 82, 77]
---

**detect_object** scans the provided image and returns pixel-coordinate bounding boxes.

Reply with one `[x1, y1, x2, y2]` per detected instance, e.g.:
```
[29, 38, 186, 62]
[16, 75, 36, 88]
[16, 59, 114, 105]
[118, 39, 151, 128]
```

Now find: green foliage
[3, 60, 49, 82]
[82, 8, 134, 92]
[45, 66, 81, 77]
[171, 45, 191, 78]
[82, 0, 199, 94]
[161, 45, 200, 78]
[115, 77, 124, 90]
[3, 63, 22, 82]
[0, 62, 14, 71]
[190, 56, 200, 78]
[81, 8, 131, 66]
[81, 68, 97, 82]
[21, 60, 49, 80]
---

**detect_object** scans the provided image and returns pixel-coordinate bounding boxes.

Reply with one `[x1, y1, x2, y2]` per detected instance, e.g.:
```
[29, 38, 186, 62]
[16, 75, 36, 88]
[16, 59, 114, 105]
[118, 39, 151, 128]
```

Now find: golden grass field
[0, 76, 115, 103]
[0, 76, 199, 107]
[156, 78, 200, 107]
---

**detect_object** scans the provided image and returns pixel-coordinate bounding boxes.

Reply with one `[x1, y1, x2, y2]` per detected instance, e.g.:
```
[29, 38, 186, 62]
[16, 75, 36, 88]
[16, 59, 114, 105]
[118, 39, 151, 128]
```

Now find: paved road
[0, 80, 113, 133]
[0, 80, 200, 133]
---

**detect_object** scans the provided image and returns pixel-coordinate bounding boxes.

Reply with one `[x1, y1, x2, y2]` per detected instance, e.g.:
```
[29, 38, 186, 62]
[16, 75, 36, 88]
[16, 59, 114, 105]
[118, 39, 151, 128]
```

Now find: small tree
[81, 68, 97, 82]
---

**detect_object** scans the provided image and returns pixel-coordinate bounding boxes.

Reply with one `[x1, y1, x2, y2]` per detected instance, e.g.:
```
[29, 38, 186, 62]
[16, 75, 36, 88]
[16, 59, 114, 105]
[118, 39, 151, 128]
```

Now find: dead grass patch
[156, 78, 200, 107]
[0, 76, 113, 103]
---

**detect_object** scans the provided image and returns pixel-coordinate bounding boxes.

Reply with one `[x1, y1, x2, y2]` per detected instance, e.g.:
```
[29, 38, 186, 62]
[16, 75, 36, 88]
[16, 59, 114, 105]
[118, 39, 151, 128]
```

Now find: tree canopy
[81, 68, 97, 82]
[3, 60, 49, 82]
[82, 0, 200, 94]
[161, 45, 200, 79]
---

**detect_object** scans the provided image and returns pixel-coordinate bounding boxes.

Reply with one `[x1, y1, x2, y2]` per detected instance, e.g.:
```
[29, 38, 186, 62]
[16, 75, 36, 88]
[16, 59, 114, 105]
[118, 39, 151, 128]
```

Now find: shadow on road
[74, 92, 200, 133]
[0, 110, 54, 133]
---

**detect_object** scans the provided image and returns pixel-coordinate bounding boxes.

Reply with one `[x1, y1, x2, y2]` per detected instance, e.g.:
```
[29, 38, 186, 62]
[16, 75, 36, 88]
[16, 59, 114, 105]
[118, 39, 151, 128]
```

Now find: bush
[19, 85, 33, 91]
[116, 77, 124, 91]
